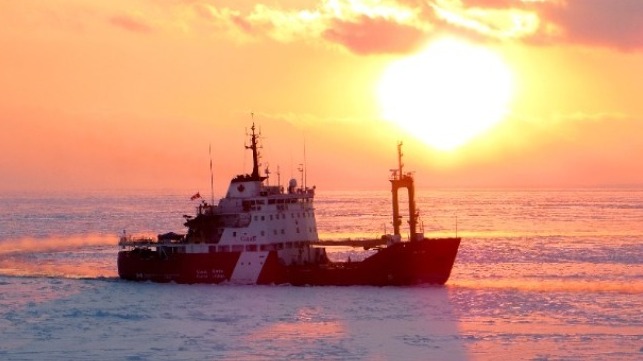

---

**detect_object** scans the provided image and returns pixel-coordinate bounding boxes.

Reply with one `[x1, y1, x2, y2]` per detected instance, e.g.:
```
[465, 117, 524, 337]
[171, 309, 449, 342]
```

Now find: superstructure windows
[246, 244, 257, 252]
[232, 245, 244, 252]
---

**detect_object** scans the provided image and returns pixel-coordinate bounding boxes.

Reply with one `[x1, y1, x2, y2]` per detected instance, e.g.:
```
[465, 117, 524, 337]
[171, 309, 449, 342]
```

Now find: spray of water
[0, 234, 118, 278]
[0, 234, 116, 254]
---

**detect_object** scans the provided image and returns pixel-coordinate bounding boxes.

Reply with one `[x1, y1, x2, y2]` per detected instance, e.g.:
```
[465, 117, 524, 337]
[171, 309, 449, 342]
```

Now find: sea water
[0, 189, 641, 360]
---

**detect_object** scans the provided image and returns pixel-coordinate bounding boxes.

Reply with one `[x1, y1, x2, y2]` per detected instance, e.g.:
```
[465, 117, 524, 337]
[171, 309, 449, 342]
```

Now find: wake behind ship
[118, 125, 460, 286]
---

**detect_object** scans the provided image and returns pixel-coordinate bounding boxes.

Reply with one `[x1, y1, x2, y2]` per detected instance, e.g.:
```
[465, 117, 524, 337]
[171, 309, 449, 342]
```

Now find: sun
[377, 37, 514, 151]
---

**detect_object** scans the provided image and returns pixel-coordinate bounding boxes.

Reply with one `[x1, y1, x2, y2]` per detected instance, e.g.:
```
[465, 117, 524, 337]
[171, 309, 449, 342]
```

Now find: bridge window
[246, 244, 257, 252]
[231, 245, 244, 252]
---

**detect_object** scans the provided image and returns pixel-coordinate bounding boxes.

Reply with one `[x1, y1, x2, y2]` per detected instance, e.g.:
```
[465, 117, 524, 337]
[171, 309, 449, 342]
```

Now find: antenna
[298, 163, 304, 191]
[243, 126, 248, 174]
[209, 143, 214, 205]
[277, 165, 281, 190]
[303, 135, 307, 189]
[397, 141, 404, 177]
[265, 163, 270, 186]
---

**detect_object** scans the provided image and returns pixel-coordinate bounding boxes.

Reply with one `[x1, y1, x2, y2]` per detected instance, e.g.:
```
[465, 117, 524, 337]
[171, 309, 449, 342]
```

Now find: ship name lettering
[195, 269, 208, 279]
[211, 269, 225, 279]
[240, 235, 256, 242]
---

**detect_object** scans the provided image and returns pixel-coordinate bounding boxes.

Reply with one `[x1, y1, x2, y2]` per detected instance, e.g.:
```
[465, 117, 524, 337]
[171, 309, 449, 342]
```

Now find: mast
[390, 142, 418, 240]
[245, 122, 262, 180]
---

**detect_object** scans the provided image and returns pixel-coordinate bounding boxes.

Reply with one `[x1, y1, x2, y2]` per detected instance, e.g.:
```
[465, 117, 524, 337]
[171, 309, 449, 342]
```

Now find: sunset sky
[1, 0, 642, 193]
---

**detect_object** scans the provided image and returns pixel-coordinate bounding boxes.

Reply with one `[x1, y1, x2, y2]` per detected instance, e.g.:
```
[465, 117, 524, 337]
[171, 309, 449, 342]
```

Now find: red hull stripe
[118, 238, 460, 286]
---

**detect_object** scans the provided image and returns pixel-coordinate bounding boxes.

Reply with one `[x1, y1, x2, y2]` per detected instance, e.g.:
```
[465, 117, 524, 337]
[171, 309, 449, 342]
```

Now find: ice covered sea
[0, 189, 641, 360]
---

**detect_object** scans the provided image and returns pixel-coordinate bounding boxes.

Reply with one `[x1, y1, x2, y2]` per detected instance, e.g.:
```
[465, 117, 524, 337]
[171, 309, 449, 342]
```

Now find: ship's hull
[118, 238, 460, 286]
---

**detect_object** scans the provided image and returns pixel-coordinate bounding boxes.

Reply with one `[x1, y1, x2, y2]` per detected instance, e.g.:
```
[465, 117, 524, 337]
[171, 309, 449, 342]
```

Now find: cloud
[430, 0, 542, 40]
[109, 14, 153, 33]
[536, 0, 643, 51]
[187, 0, 432, 54]
[6, 1, 641, 55]
[324, 15, 428, 54]
[190, 2, 324, 43]
[440, 0, 643, 50]
[186, 0, 539, 53]
[413, 0, 643, 51]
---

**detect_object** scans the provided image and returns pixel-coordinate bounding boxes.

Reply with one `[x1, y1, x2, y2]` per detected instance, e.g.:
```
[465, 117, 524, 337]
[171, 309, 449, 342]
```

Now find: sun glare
[377, 37, 514, 151]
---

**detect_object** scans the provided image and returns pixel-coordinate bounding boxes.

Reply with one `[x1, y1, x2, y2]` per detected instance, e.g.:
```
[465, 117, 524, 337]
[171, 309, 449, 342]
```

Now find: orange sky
[1, 0, 642, 193]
